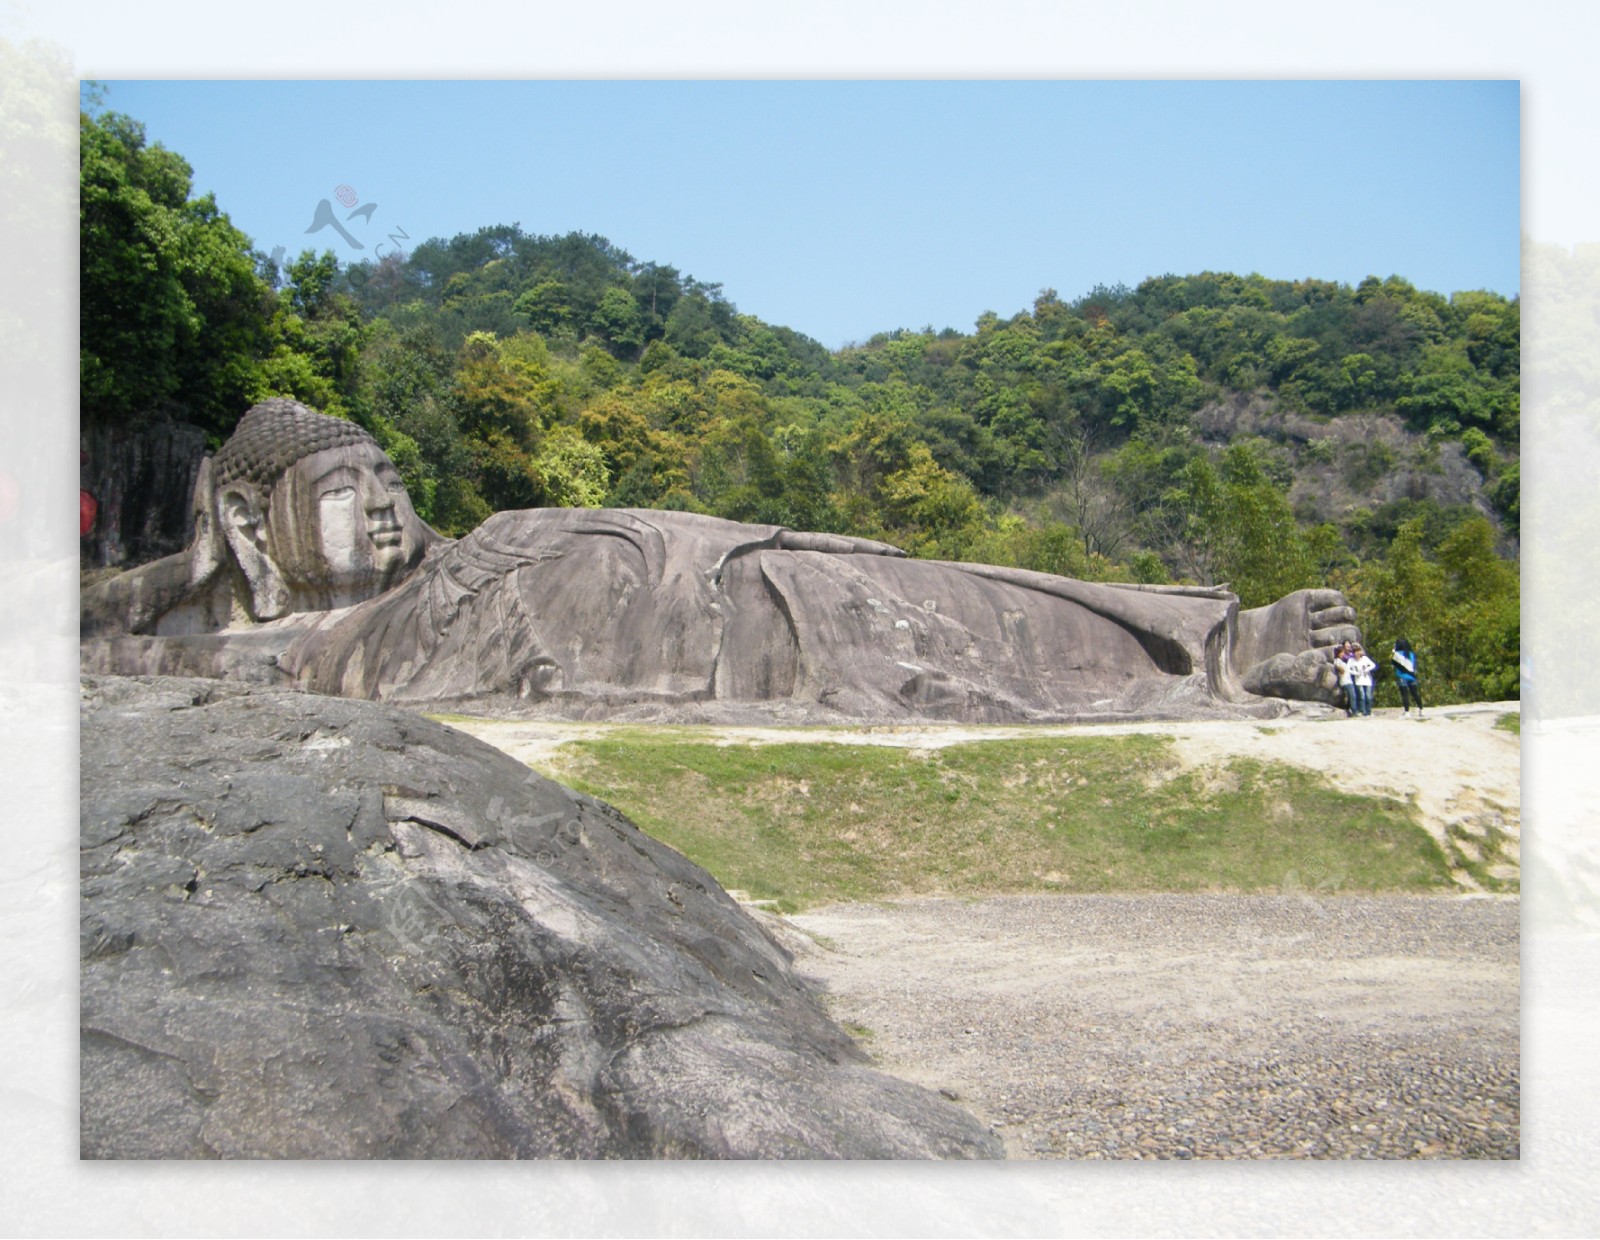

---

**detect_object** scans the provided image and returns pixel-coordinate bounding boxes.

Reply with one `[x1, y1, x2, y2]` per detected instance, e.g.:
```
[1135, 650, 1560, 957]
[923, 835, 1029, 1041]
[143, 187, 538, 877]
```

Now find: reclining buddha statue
[82, 399, 1359, 722]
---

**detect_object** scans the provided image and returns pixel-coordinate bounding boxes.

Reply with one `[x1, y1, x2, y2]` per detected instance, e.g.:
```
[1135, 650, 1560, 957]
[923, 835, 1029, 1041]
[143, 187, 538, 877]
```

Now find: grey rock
[82, 399, 440, 639]
[81, 419, 210, 568]
[79, 674, 1000, 1160]
[1241, 650, 1337, 702]
[278, 508, 1272, 722]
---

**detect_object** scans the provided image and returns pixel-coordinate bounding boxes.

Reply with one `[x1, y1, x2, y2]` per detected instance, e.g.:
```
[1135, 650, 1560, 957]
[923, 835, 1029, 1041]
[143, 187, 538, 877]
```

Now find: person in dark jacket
[1392, 637, 1423, 718]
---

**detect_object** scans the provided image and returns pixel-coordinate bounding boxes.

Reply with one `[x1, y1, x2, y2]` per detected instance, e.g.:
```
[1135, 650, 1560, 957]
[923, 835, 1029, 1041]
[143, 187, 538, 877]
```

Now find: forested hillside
[80, 107, 1520, 703]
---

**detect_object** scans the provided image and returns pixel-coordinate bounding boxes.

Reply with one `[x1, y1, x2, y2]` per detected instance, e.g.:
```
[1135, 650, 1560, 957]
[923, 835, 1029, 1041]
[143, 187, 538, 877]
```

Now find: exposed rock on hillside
[1195, 395, 1510, 546]
[79, 675, 1000, 1159]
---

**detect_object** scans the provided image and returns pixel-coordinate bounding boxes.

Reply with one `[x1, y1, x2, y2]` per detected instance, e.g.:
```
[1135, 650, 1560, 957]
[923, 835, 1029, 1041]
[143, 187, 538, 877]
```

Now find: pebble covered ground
[783, 893, 1519, 1160]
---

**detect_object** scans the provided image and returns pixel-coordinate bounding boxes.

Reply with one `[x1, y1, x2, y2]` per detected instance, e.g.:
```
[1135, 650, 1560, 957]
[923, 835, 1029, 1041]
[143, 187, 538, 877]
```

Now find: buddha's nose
[366, 490, 399, 524]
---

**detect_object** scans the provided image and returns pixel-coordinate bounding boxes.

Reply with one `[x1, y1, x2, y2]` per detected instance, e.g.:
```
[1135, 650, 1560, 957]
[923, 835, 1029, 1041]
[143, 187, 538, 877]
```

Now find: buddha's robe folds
[278, 508, 1263, 722]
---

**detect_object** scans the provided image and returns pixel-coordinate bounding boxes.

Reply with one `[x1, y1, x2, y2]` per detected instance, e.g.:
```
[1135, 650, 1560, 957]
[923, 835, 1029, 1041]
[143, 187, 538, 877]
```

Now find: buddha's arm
[772, 530, 907, 558]
[81, 552, 204, 637]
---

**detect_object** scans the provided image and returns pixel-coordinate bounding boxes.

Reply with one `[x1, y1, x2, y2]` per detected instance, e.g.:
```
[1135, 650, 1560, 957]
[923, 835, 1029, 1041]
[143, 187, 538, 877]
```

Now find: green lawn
[544, 733, 1455, 912]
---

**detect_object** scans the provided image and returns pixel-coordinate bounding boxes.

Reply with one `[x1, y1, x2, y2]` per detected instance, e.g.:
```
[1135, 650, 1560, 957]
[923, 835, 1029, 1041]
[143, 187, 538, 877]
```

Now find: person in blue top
[1392, 638, 1423, 718]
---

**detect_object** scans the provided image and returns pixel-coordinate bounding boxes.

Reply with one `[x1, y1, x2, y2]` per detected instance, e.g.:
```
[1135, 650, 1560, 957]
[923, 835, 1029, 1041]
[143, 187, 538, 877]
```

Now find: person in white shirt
[1348, 644, 1378, 716]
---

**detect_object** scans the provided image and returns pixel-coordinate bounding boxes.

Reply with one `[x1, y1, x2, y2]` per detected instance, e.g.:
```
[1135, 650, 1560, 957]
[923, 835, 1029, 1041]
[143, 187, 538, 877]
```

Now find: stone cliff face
[80, 421, 208, 568]
[79, 675, 1000, 1159]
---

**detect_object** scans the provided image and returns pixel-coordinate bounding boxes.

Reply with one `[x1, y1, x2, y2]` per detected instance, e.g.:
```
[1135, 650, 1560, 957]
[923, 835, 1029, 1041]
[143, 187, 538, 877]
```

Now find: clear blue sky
[91, 80, 1520, 348]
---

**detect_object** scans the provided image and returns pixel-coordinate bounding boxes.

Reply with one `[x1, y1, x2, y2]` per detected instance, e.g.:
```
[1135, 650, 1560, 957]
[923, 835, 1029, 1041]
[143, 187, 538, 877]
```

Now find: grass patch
[1448, 827, 1519, 893]
[1442, 805, 1520, 894]
[1494, 712, 1521, 736]
[548, 735, 1452, 912]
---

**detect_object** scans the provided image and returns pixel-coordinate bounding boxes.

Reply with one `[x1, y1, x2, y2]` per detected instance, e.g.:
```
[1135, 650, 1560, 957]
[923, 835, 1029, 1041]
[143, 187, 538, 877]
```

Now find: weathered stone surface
[80, 675, 1001, 1160]
[81, 399, 439, 639]
[276, 507, 1270, 722]
[1240, 650, 1336, 702]
[81, 419, 209, 568]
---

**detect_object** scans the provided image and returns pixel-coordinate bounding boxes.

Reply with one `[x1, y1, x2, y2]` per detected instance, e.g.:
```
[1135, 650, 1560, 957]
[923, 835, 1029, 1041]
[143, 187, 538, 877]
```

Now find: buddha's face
[304, 443, 422, 586]
[260, 442, 430, 607]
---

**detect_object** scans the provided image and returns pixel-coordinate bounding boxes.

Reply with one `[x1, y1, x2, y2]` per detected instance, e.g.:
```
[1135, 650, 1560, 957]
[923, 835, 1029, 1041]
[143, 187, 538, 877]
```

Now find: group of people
[1334, 638, 1424, 718]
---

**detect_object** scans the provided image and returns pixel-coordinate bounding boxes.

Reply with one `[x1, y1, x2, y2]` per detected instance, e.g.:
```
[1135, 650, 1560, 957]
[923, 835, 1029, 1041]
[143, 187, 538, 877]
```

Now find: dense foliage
[80, 107, 1521, 704]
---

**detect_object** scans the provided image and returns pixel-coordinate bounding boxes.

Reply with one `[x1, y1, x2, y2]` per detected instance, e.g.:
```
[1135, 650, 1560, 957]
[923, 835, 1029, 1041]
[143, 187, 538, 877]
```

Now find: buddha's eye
[321, 486, 356, 501]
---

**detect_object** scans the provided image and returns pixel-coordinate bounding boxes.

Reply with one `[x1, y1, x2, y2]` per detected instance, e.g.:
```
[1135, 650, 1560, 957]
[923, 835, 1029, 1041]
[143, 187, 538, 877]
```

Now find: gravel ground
[780, 893, 1520, 1160]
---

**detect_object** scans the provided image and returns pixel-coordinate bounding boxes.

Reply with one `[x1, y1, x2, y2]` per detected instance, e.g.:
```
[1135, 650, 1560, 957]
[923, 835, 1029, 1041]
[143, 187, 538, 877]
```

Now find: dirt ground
[451, 701, 1521, 1159]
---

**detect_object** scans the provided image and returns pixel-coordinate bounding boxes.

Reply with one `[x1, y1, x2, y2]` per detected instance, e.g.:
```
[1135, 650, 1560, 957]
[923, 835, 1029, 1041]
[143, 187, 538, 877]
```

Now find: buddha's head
[209, 399, 435, 619]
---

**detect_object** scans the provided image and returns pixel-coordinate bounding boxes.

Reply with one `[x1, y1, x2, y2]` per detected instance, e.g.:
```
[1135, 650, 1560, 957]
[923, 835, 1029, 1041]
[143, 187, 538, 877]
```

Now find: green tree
[1164, 454, 1229, 587]
[1460, 427, 1496, 477]
[1336, 352, 1379, 409]
[80, 109, 270, 435]
[1162, 444, 1315, 606]
[1487, 461, 1519, 536]
[452, 330, 557, 447]
[1396, 344, 1493, 434]
[533, 426, 611, 508]
[252, 250, 369, 420]
[1345, 515, 1518, 705]
[1344, 519, 1443, 681]
[592, 285, 646, 355]
[579, 391, 689, 494]
[878, 443, 987, 557]
[473, 427, 545, 511]
[513, 279, 576, 336]
[664, 291, 724, 358]
[359, 322, 465, 526]
[1215, 443, 1315, 607]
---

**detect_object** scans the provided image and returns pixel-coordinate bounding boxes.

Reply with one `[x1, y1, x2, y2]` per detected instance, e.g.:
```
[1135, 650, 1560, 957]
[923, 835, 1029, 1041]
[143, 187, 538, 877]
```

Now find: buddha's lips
[370, 529, 404, 548]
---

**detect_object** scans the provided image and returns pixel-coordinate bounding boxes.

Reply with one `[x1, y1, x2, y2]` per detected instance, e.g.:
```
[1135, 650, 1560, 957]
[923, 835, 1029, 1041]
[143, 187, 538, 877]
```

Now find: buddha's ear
[187, 456, 224, 586]
[218, 482, 290, 620]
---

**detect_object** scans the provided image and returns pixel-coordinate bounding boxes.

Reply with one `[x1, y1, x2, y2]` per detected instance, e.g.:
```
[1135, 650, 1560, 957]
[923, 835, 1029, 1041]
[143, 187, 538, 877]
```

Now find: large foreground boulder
[80, 675, 1000, 1159]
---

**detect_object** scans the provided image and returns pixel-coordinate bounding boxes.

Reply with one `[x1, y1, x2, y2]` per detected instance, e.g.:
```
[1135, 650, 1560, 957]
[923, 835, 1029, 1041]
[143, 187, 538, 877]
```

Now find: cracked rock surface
[79, 675, 999, 1159]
